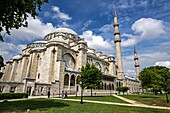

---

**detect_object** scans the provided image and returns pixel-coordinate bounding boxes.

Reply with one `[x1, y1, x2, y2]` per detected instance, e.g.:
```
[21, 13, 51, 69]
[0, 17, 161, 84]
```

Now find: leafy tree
[122, 86, 129, 95]
[0, 55, 4, 69]
[0, 0, 48, 41]
[139, 66, 162, 94]
[139, 66, 170, 103]
[116, 86, 129, 95]
[80, 63, 102, 97]
[116, 87, 122, 94]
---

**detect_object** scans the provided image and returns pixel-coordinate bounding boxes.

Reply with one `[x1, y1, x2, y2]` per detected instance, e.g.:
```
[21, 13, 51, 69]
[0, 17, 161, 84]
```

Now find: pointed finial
[114, 6, 117, 17]
[63, 23, 68, 28]
[134, 46, 137, 54]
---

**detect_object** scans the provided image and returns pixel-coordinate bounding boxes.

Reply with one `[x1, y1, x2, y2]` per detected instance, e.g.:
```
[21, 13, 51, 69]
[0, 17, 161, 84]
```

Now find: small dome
[12, 55, 20, 60]
[52, 28, 77, 35]
[49, 37, 65, 43]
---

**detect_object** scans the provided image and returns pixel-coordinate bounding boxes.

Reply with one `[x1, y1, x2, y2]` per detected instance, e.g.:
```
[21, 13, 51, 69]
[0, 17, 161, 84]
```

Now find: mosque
[0, 10, 141, 96]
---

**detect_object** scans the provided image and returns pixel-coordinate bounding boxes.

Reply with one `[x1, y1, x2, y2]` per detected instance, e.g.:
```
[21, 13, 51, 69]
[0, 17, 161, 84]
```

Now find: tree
[80, 63, 102, 97]
[0, 0, 48, 41]
[139, 66, 170, 103]
[139, 66, 162, 94]
[116, 87, 122, 95]
[122, 86, 129, 95]
[116, 86, 129, 95]
[0, 55, 4, 69]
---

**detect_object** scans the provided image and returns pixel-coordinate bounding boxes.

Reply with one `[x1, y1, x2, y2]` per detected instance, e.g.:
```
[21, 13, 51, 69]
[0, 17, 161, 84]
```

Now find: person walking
[48, 91, 50, 98]
[62, 90, 64, 99]
[65, 91, 68, 99]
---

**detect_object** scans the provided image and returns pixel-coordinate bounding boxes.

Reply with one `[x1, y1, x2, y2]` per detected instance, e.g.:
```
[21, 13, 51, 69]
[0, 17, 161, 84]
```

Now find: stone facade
[0, 10, 141, 95]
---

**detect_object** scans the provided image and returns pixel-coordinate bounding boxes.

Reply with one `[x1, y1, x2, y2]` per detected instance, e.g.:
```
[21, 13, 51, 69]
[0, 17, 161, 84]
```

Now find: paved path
[113, 94, 145, 105]
[0, 95, 170, 110]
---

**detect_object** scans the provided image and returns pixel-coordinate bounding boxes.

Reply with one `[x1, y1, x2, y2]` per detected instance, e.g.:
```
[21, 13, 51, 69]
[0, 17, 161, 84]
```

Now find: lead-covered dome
[51, 28, 77, 35]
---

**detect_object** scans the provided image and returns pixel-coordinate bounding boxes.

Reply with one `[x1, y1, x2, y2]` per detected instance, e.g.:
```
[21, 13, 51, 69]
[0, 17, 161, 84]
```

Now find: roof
[33, 41, 47, 43]
[49, 37, 66, 43]
[51, 28, 77, 35]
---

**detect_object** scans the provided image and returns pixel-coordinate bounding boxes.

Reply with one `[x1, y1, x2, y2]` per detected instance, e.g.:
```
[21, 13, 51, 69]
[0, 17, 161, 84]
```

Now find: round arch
[63, 53, 76, 69]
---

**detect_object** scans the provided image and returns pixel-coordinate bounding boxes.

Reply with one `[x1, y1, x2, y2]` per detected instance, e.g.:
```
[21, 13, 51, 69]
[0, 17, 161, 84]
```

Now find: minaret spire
[114, 7, 117, 17]
[134, 46, 137, 54]
[134, 46, 140, 79]
[113, 8, 124, 80]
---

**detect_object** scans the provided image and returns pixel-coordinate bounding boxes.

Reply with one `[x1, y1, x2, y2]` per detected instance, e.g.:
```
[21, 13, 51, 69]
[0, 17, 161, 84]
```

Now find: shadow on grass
[139, 96, 159, 98]
[0, 98, 69, 113]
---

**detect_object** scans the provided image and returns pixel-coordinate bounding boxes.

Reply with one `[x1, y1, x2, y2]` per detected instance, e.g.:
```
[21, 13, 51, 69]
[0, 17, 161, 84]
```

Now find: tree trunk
[91, 88, 93, 96]
[166, 92, 169, 103]
[80, 88, 84, 104]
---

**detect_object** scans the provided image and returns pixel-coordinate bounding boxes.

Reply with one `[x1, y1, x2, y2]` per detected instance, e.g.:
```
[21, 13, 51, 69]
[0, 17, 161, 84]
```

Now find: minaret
[134, 46, 140, 79]
[113, 8, 124, 79]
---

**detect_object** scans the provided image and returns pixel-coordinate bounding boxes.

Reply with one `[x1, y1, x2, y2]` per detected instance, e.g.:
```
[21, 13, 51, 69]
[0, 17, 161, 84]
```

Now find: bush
[0, 93, 28, 100]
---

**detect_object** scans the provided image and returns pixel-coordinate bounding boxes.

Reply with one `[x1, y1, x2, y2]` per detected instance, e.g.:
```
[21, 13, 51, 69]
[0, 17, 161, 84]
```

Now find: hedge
[0, 93, 28, 100]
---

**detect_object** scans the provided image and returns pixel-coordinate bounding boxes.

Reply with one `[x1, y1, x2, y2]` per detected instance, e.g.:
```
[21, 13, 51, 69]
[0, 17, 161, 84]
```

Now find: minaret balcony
[134, 57, 138, 60]
[114, 23, 119, 27]
[135, 64, 140, 67]
[114, 38, 121, 43]
[114, 31, 120, 35]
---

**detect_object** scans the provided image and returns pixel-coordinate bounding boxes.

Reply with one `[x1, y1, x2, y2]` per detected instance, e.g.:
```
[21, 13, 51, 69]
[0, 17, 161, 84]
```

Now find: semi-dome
[52, 28, 77, 35]
[12, 55, 20, 60]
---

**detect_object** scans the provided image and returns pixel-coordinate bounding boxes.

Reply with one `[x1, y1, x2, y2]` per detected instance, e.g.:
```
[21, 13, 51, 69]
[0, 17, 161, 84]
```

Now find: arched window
[70, 75, 75, 86]
[105, 83, 107, 90]
[95, 62, 102, 70]
[63, 53, 75, 69]
[104, 67, 109, 74]
[64, 74, 69, 85]
[76, 76, 80, 84]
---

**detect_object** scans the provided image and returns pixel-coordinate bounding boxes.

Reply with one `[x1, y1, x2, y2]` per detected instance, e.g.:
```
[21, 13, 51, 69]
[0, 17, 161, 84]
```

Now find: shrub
[0, 93, 27, 100]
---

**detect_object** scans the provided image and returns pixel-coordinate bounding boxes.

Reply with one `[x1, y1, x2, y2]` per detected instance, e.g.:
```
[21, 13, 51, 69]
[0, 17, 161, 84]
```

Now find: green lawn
[0, 98, 170, 113]
[68, 95, 127, 103]
[121, 94, 170, 107]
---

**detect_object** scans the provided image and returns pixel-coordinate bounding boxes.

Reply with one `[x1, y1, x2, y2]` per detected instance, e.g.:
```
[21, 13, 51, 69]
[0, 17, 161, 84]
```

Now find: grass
[68, 95, 127, 103]
[121, 94, 170, 107]
[0, 98, 170, 113]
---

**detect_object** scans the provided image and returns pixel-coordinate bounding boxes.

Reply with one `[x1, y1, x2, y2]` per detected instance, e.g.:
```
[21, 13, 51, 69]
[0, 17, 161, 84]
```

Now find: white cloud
[122, 51, 170, 77]
[132, 18, 166, 39]
[99, 24, 113, 33]
[155, 61, 170, 68]
[44, 12, 50, 17]
[82, 20, 94, 30]
[80, 30, 114, 54]
[9, 15, 56, 41]
[122, 18, 167, 47]
[1, 15, 56, 61]
[52, 6, 72, 21]
[122, 33, 138, 47]
[0, 42, 26, 61]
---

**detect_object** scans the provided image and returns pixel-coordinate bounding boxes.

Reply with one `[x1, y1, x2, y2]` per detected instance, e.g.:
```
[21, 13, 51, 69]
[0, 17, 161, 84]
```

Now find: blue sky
[0, 0, 170, 77]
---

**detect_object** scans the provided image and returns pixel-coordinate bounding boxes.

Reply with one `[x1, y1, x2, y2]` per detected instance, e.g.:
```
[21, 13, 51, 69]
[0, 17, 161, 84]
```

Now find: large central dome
[52, 28, 77, 35]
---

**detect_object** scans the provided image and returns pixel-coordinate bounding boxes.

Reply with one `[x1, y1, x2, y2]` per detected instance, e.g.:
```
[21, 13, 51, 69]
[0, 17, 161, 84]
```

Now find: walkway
[113, 94, 145, 105]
